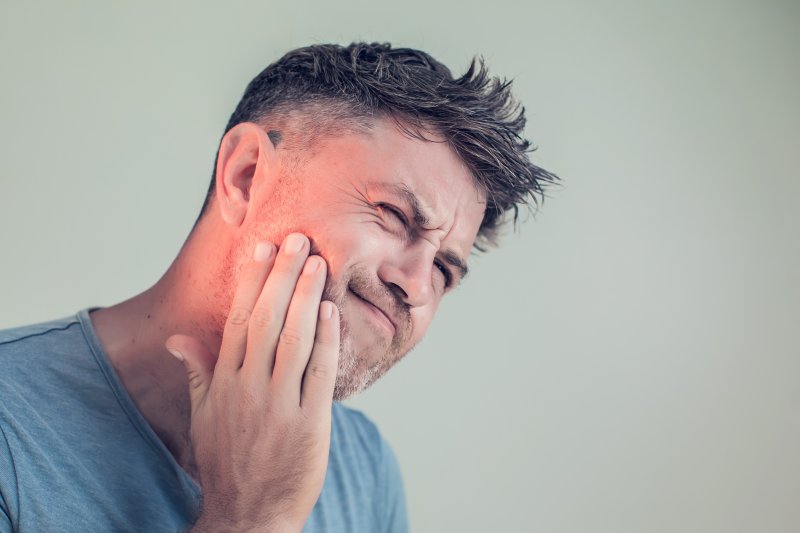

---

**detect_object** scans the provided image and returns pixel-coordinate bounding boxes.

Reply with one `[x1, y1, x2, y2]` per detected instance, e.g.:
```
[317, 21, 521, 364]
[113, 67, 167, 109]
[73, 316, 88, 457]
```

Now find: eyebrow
[441, 249, 470, 281]
[376, 182, 470, 281]
[387, 183, 431, 228]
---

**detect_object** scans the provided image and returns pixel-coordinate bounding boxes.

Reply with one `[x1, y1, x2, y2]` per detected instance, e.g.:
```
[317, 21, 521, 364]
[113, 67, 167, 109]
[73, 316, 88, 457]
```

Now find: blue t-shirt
[0, 309, 407, 532]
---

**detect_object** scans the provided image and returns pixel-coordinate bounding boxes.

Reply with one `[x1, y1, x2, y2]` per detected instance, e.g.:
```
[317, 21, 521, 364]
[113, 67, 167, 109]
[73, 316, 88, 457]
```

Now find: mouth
[349, 289, 397, 337]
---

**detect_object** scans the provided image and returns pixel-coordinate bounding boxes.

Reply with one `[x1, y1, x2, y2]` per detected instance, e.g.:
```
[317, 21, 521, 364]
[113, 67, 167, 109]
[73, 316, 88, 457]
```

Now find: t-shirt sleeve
[380, 436, 408, 533]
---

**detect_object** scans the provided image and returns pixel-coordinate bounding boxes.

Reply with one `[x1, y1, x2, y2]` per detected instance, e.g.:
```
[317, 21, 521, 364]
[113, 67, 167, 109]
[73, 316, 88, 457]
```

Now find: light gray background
[1, 1, 798, 532]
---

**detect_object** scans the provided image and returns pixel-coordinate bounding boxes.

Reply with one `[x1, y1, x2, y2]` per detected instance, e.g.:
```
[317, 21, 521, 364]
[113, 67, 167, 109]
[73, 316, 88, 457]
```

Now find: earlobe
[214, 122, 277, 227]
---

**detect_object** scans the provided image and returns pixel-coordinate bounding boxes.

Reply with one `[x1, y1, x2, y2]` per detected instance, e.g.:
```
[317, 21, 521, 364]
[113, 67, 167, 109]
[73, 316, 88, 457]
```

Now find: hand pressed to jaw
[212, 240, 278, 374]
[239, 233, 315, 382]
[165, 233, 341, 532]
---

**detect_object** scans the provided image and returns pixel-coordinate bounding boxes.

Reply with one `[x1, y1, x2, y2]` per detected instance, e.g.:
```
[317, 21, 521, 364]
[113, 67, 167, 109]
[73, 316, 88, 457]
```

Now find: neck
[89, 226, 234, 477]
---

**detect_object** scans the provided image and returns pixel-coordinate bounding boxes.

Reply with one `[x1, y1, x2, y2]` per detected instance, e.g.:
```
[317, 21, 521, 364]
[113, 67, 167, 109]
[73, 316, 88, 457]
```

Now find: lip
[350, 290, 397, 337]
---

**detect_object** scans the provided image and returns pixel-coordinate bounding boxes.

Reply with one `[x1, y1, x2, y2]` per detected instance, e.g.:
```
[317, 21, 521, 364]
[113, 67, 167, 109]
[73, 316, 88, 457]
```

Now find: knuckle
[307, 363, 333, 379]
[279, 327, 306, 348]
[251, 306, 276, 329]
[227, 305, 251, 327]
[186, 370, 205, 391]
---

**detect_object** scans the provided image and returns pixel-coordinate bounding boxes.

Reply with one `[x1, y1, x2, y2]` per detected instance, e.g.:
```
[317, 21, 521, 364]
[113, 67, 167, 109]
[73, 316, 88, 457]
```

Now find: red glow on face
[237, 119, 486, 398]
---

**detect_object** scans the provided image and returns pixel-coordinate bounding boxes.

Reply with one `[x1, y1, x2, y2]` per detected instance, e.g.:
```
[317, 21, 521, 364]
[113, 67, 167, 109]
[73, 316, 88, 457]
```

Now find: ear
[214, 122, 278, 227]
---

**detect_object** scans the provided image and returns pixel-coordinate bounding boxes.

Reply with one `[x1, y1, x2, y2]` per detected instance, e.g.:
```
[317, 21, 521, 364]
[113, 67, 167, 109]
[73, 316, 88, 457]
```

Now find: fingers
[216, 241, 277, 373]
[214, 232, 337, 413]
[270, 255, 328, 407]
[301, 301, 340, 412]
[241, 233, 311, 380]
[166, 333, 217, 416]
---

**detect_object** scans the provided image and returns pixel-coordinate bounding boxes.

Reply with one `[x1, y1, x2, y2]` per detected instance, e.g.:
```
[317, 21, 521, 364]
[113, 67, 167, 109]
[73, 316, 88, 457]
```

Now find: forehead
[308, 118, 487, 235]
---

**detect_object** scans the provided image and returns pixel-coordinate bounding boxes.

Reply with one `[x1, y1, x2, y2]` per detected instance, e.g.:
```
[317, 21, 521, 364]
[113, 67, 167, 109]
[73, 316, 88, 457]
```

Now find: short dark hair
[197, 42, 559, 250]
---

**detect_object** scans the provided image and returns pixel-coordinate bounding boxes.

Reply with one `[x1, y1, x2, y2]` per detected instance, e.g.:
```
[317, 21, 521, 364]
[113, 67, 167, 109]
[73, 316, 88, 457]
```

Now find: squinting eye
[378, 204, 408, 227]
[435, 260, 453, 288]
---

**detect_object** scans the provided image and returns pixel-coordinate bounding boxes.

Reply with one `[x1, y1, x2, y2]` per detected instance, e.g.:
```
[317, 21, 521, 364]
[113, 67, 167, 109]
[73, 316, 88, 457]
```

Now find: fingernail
[303, 256, 321, 275]
[168, 349, 184, 361]
[284, 234, 305, 254]
[320, 301, 334, 320]
[254, 241, 274, 262]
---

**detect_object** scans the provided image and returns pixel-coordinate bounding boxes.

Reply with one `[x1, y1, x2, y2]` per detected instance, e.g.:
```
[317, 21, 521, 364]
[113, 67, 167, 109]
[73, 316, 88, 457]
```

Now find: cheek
[313, 223, 389, 278]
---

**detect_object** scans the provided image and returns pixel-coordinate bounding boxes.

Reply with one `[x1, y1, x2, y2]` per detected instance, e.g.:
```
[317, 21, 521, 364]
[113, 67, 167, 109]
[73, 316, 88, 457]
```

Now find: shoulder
[0, 310, 104, 418]
[0, 314, 86, 527]
[0, 314, 80, 347]
[0, 313, 86, 379]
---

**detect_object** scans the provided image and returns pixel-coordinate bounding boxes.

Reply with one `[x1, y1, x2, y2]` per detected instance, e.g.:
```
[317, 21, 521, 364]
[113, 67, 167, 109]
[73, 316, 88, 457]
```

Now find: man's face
[243, 118, 486, 400]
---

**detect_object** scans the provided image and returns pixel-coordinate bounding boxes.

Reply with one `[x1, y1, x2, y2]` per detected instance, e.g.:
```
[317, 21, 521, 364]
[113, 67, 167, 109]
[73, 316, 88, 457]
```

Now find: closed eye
[435, 259, 453, 288]
[377, 203, 408, 227]
[377, 203, 454, 290]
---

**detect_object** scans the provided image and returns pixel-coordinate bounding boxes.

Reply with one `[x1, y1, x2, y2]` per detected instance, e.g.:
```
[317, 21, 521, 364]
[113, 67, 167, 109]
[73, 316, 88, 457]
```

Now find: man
[0, 42, 556, 532]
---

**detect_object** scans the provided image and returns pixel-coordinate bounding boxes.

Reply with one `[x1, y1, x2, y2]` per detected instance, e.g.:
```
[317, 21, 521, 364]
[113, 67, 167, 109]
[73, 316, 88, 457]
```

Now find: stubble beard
[322, 267, 413, 401]
[217, 240, 413, 402]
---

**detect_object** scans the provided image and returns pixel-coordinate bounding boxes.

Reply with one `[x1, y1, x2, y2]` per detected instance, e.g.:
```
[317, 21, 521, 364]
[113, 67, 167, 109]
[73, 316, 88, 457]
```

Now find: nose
[377, 243, 435, 308]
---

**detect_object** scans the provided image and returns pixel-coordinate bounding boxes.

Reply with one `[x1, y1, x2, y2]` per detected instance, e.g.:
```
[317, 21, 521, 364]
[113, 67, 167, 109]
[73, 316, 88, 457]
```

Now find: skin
[89, 117, 486, 530]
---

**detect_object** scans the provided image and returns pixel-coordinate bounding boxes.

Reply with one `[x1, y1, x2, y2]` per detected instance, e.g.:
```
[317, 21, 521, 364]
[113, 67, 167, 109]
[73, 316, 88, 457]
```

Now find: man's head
[190, 42, 557, 399]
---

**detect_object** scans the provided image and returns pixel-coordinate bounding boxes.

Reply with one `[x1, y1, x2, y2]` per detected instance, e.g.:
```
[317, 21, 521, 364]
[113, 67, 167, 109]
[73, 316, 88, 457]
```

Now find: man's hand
[165, 233, 340, 533]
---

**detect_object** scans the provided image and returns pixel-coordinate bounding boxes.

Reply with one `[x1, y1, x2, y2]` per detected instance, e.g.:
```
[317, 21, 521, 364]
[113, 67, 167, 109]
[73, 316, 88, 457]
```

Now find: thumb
[165, 334, 216, 413]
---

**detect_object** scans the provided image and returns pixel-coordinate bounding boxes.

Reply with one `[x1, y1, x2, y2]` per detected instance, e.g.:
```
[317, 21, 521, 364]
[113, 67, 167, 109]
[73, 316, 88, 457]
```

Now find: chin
[332, 363, 388, 401]
[331, 337, 409, 401]
[327, 280, 415, 400]
[332, 371, 374, 402]
[331, 344, 383, 401]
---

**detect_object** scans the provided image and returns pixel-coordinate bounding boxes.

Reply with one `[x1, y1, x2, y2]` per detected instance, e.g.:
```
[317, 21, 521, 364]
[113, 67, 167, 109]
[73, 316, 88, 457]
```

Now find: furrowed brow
[373, 182, 470, 281]
[441, 249, 470, 281]
[384, 183, 432, 228]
